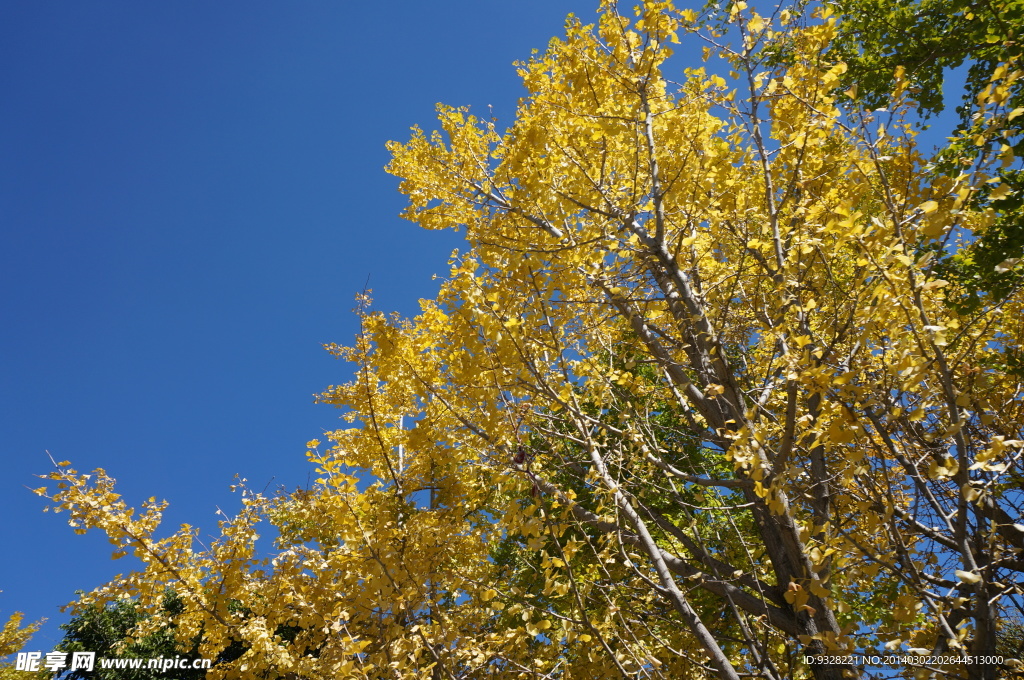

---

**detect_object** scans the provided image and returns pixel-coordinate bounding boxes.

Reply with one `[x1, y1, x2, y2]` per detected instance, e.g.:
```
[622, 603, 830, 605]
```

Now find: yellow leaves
[783, 582, 813, 612]
[525, 618, 552, 636]
[808, 579, 830, 598]
[955, 569, 982, 585]
[885, 64, 909, 101]
[919, 279, 948, 291]
[549, 581, 570, 597]
[970, 436, 1024, 471]
[827, 419, 856, 445]
[961, 482, 984, 503]
[791, 335, 816, 353]
[989, 182, 1012, 201]
[923, 324, 948, 346]
[891, 593, 923, 623]
[0, 611, 43, 660]
[767, 497, 787, 515]
[386, 105, 503, 235]
[927, 457, 959, 480]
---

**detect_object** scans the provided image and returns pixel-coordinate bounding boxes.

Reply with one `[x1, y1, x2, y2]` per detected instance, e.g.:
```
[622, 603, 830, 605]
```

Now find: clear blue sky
[0, 0, 592, 651]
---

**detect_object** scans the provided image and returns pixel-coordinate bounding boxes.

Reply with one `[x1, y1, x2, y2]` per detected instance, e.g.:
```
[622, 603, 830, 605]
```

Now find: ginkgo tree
[1, 611, 45, 680]
[32, 1, 1024, 679]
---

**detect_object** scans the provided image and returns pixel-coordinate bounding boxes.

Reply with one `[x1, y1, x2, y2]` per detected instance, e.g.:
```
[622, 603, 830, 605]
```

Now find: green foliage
[826, 0, 1023, 115]
[934, 169, 1024, 311]
[55, 593, 206, 680]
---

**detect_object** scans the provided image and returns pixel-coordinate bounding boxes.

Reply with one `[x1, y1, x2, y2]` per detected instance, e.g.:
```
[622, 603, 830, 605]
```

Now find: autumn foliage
[29, 1, 1024, 678]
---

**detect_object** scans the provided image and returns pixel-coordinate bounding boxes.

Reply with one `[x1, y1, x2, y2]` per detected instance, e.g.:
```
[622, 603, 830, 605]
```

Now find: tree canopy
[25, 1, 1024, 678]
[824, 0, 1024, 311]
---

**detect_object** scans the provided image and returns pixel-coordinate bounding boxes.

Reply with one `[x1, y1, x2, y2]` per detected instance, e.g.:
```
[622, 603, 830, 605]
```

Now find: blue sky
[0, 0, 593, 651]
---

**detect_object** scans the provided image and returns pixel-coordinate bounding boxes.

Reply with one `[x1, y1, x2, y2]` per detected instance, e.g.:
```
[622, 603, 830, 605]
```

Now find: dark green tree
[55, 593, 233, 680]
[56, 594, 200, 680]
